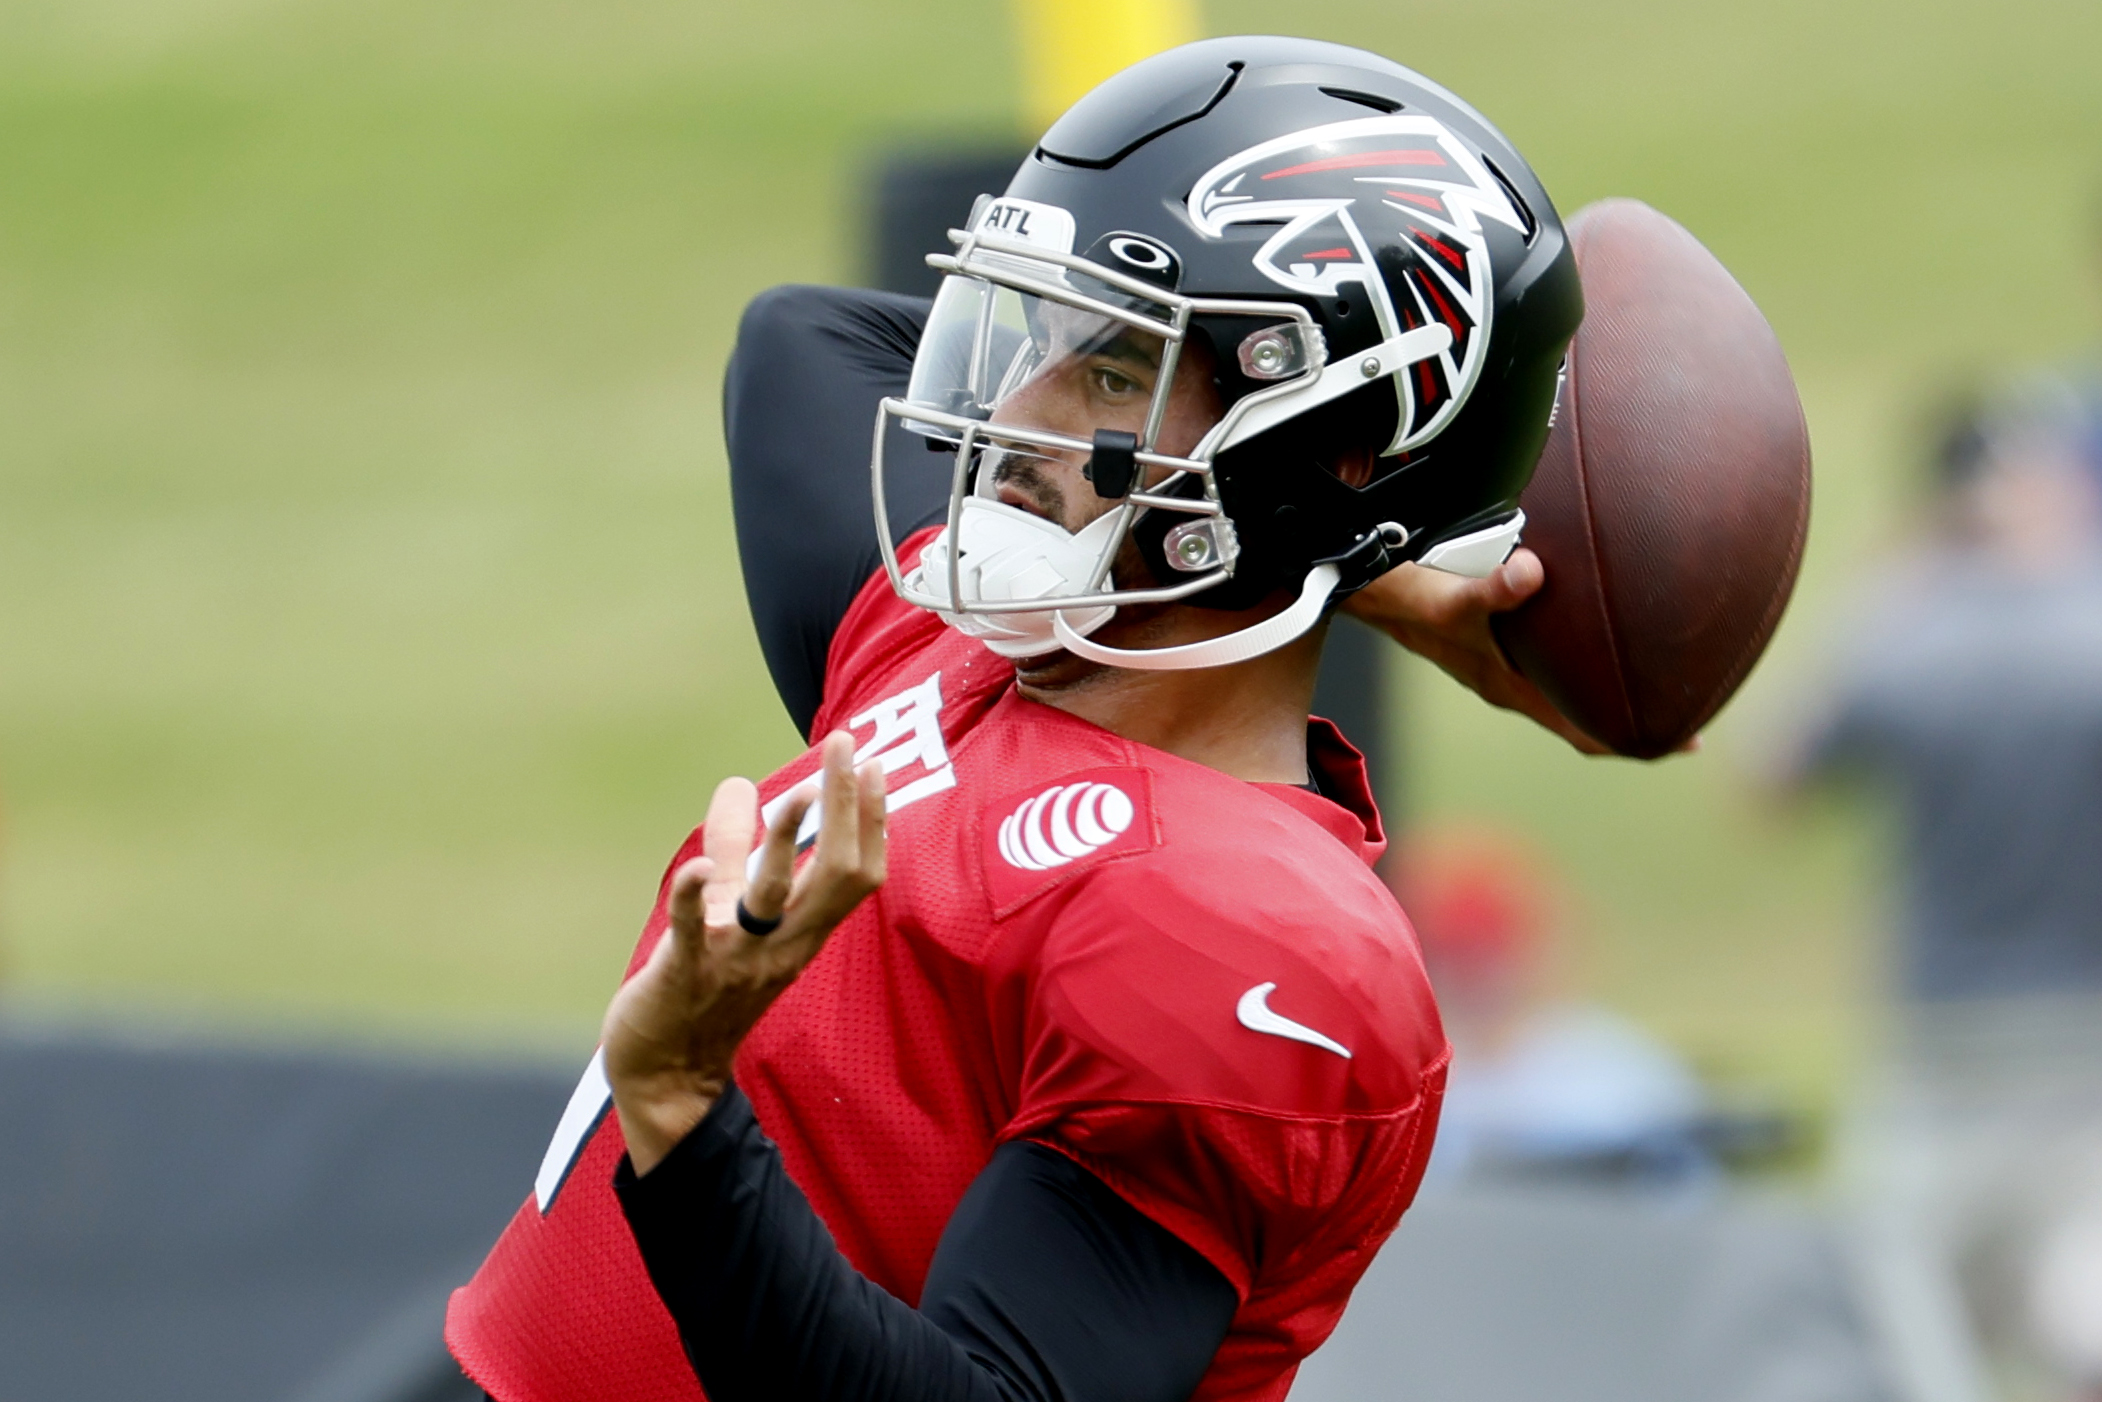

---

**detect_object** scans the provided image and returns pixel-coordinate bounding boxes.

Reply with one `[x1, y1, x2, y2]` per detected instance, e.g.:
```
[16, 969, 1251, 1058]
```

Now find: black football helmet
[873, 35, 1582, 670]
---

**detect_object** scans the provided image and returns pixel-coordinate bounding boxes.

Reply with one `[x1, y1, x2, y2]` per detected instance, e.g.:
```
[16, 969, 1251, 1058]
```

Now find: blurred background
[4, 0, 2102, 1398]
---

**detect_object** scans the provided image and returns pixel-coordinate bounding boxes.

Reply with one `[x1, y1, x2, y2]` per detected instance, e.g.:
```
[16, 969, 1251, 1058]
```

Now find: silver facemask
[870, 193, 1496, 671]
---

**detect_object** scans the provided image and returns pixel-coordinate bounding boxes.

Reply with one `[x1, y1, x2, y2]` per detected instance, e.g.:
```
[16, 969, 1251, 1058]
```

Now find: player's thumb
[1489, 548, 1544, 610]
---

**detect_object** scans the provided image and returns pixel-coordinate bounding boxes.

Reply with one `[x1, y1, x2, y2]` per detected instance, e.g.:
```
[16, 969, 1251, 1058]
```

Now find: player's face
[984, 305, 1223, 537]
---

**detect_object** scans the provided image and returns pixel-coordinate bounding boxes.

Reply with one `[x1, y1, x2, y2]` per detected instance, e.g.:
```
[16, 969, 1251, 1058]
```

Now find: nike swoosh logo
[1236, 982, 1352, 1059]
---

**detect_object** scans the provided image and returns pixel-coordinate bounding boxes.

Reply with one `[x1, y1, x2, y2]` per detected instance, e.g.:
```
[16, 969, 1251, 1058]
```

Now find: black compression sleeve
[614, 1084, 1237, 1402]
[723, 285, 943, 738]
[918, 1137, 1242, 1402]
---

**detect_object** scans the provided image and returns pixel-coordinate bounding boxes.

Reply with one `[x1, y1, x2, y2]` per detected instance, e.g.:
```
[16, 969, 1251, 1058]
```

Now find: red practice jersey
[448, 532, 1449, 1402]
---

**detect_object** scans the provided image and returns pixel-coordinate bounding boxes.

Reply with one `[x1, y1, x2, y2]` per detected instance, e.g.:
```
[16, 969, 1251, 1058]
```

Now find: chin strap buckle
[1084, 430, 1139, 499]
[1318, 521, 1410, 595]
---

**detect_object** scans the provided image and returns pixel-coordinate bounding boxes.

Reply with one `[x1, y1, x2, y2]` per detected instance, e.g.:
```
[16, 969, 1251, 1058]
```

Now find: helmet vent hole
[1479, 155, 1538, 244]
[1322, 450, 1415, 492]
[1326, 447, 1383, 490]
[1319, 86, 1404, 114]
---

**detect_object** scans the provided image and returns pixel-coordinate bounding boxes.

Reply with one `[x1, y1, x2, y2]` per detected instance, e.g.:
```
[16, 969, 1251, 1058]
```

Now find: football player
[449, 35, 1587, 1402]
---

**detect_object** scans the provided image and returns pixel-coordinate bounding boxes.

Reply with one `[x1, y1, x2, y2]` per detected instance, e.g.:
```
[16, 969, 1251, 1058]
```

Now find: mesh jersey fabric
[448, 530, 1449, 1402]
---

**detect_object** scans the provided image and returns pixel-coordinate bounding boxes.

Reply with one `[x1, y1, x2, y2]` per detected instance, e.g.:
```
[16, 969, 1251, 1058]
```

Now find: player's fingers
[665, 856, 715, 941]
[745, 781, 815, 924]
[775, 746, 878, 953]
[701, 777, 760, 875]
[667, 856, 710, 925]
[855, 758, 887, 887]
[809, 731, 860, 880]
[700, 776, 760, 923]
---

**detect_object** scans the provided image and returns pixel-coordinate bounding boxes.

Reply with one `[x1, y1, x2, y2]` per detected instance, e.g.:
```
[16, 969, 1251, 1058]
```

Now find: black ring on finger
[735, 898, 784, 937]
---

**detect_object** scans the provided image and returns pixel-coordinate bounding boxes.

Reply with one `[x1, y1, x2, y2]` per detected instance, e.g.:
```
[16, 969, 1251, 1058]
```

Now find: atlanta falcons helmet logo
[1187, 114, 1530, 454]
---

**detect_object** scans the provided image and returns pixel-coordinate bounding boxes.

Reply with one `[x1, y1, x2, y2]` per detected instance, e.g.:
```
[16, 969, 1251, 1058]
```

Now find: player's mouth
[989, 455, 1069, 529]
[995, 482, 1041, 514]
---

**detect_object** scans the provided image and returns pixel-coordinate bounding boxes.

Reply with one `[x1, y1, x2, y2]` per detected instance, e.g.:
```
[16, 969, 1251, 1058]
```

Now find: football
[1491, 199, 1812, 759]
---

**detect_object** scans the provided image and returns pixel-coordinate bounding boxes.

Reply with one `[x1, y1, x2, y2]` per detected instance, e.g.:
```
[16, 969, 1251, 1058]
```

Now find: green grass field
[3, 0, 2098, 1111]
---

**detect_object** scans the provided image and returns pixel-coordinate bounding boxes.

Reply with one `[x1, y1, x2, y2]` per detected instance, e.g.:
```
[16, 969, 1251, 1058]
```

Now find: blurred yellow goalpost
[1012, 0, 1204, 135]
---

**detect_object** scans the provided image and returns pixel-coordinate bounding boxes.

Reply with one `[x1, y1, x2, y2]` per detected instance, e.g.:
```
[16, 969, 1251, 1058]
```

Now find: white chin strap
[1051, 563, 1341, 671]
[911, 493, 1521, 672]
[1041, 511, 1523, 671]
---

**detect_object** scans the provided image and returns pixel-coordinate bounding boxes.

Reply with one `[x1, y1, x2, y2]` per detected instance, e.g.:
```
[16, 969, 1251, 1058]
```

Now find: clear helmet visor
[903, 272, 1179, 467]
[879, 270, 1224, 660]
[874, 249, 1352, 668]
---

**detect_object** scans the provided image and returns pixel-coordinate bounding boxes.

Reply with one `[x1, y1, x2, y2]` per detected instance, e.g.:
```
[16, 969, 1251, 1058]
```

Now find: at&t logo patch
[981, 765, 1156, 912]
[998, 780, 1134, 870]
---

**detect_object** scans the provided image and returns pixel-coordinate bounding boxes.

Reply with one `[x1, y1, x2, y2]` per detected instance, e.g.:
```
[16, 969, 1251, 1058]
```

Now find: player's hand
[602, 731, 887, 1175]
[1343, 549, 1612, 756]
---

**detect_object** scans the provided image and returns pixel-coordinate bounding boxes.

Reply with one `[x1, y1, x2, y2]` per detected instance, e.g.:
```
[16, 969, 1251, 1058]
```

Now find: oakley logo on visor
[1086, 231, 1183, 291]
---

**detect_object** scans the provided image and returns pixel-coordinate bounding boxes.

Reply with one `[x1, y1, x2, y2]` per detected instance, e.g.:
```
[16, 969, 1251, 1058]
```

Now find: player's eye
[1089, 363, 1143, 399]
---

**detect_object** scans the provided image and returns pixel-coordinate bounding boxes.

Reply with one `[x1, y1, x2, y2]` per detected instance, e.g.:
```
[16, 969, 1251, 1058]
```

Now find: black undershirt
[615, 1087, 1237, 1402]
[600, 285, 1239, 1402]
[723, 285, 948, 740]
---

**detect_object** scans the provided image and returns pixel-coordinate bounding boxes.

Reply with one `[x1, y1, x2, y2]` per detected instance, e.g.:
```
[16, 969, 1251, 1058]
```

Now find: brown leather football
[1491, 199, 1812, 759]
